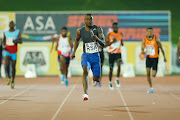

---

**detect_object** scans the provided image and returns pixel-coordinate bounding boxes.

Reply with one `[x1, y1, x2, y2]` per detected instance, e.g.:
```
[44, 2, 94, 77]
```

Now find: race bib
[146, 45, 155, 56]
[111, 41, 120, 49]
[6, 38, 14, 46]
[60, 46, 71, 56]
[85, 42, 98, 53]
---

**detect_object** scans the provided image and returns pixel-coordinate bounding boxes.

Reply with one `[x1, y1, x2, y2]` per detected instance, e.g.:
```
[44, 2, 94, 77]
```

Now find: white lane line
[0, 85, 36, 105]
[51, 85, 76, 120]
[104, 115, 113, 116]
[158, 85, 180, 101]
[117, 88, 134, 120]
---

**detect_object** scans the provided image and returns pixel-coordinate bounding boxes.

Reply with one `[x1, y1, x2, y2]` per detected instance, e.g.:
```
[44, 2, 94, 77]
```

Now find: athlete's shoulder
[79, 26, 85, 31]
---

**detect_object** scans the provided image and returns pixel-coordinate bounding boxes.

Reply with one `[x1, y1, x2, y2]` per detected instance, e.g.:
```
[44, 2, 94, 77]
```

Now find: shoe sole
[84, 97, 88, 101]
[115, 81, 120, 88]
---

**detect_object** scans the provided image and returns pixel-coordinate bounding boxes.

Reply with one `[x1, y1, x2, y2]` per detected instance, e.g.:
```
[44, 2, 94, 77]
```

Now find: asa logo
[23, 51, 46, 65]
[23, 16, 56, 34]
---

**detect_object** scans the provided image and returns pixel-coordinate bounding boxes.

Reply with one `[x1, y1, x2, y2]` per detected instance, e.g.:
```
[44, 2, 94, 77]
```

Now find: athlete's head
[9, 21, 15, 30]
[146, 27, 153, 37]
[84, 14, 93, 27]
[61, 27, 68, 37]
[112, 22, 118, 33]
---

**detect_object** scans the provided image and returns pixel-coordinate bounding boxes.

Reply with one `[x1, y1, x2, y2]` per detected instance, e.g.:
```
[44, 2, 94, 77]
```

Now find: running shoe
[65, 79, 69, 87]
[109, 82, 114, 90]
[7, 78, 10, 85]
[92, 81, 97, 87]
[98, 82, 101, 87]
[115, 79, 120, 88]
[147, 88, 154, 93]
[61, 75, 66, 84]
[11, 82, 14, 89]
[83, 94, 88, 101]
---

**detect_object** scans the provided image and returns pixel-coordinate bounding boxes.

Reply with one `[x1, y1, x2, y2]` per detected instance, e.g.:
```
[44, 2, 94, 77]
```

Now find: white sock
[116, 77, 119, 81]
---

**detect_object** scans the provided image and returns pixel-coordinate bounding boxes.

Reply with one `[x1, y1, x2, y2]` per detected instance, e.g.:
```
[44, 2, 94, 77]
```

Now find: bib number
[6, 38, 14, 46]
[111, 41, 120, 49]
[146, 45, 155, 56]
[85, 42, 98, 53]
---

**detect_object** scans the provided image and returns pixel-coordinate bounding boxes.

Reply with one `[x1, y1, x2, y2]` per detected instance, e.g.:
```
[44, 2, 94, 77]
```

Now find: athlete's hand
[2, 46, 6, 50]
[164, 57, 167, 62]
[90, 30, 98, 41]
[111, 39, 117, 43]
[71, 53, 75, 59]
[141, 51, 146, 55]
[13, 39, 18, 43]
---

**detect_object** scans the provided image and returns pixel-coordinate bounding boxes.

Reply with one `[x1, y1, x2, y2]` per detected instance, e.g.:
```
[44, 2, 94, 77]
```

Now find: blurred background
[0, 0, 179, 77]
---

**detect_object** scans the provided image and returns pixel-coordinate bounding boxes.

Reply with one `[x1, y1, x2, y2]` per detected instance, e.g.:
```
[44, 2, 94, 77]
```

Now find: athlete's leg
[152, 58, 158, 77]
[5, 56, 11, 79]
[11, 60, 16, 83]
[116, 58, 121, 78]
[83, 65, 88, 94]
[58, 56, 62, 74]
[109, 54, 115, 82]
[152, 70, 157, 77]
[60, 56, 66, 76]
[65, 64, 69, 79]
[115, 59, 121, 87]
[146, 67, 152, 88]
[100, 64, 103, 82]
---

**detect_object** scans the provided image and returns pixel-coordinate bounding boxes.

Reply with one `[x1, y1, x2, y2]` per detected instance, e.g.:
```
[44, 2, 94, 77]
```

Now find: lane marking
[158, 85, 180, 101]
[104, 115, 113, 116]
[51, 85, 76, 120]
[0, 85, 36, 105]
[117, 88, 134, 120]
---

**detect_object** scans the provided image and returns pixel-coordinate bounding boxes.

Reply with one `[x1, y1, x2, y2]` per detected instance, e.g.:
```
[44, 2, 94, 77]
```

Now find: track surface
[0, 76, 180, 120]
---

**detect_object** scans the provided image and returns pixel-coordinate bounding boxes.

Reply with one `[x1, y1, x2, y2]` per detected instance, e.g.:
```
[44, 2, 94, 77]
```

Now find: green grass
[0, 0, 179, 44]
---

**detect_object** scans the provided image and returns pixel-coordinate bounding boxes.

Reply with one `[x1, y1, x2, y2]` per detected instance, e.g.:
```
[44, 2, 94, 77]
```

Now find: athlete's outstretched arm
[177, 37, 180, 60]
[141, 38, 146, 54]
[90, 27, 105, 47]
[68, 36, 73, 49]
[71, 29, 81, 59]
[105, 33, 116, 47]
[13, 32, 22, 44]
[3, 33, 6, 46]
[121, 33, 124, 46]
[156, 38, 167, 62]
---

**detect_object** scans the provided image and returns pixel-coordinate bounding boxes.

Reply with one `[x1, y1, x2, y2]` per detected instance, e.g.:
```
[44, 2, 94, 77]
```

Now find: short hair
[85, 13, 93, 17]
[61, 27, 67, 30]
[146, 27, 153, 30]
[112, 22, 118, 26]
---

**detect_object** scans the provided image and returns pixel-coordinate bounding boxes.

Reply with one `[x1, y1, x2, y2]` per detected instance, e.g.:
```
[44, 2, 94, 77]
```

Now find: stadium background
[0, 0, 179, 76]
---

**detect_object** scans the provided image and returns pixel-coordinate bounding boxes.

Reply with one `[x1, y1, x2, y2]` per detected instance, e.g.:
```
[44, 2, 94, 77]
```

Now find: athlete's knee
[109, 66, 113, 71]
[83, 68, 88, 76]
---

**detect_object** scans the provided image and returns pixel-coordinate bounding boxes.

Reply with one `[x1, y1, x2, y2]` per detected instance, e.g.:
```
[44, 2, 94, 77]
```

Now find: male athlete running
[106, 22, 124, 90]
[51, 27, 73, 86]
[141, 27, 166, 93]
[71, 14, 105, 100]
[3, 21, 22, 89]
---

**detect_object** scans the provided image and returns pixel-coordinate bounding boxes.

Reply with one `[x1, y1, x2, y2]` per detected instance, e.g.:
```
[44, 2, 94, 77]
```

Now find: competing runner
[141, 27, 167, 93]
[51, 27, 73, 86]
[177, 37, 180, 60]
[3, 21, 22, 89]
[71, 14, 105, 100]
[105, 22, 123, 90]
[98, 46, 104, 87]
